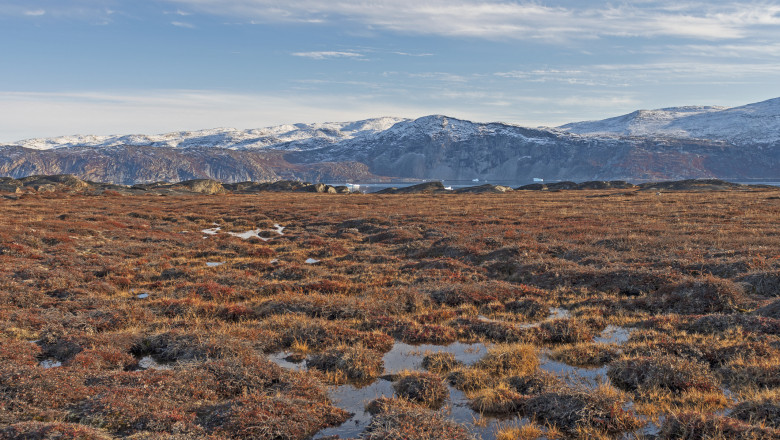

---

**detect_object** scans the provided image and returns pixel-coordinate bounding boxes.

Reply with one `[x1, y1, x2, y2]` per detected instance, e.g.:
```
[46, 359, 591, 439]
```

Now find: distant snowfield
[8, 97, 780, 150]
[13, 117, 408, 151]
[558, 97, 780, 144]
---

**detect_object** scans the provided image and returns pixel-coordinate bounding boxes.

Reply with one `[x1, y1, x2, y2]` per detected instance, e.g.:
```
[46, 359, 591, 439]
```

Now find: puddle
[516, 307, 572, 330]
[269, 259, 279, 264]
[268, 351, 306, 372]
[594, 325, 633, 345]
[539, 356, 608, 389]
[310, 341, 529, 440]
[40, 359, 62, 369]
[382, 342, 487, 374]
[138, 356, 173, 371]
[270, 335, 629, 439]
[130, 288, 150, 299]
[305, 258, 320, 264]
[206, 262, 225, 267]
[272, 341, 534, 440]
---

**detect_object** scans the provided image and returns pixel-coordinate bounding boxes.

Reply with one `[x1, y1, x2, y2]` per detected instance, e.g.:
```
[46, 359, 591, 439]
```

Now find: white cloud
[24, 9, 46, 16]
[291, 51, 364, 60]
[164, 0, 780, 42]
[171, 21, 195, 28]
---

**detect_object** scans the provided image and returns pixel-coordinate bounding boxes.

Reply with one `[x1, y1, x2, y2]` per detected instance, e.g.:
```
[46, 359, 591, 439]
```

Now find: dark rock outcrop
[376, 181, 446, 194]
[452, 184, 513, 194]
[516, 180, 639, 191]
[637, 179, 757, 191]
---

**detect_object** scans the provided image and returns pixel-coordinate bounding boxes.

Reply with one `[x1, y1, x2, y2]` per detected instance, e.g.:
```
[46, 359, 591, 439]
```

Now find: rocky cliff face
[287, 116, 780, 181]
[0, 146, 378, 184]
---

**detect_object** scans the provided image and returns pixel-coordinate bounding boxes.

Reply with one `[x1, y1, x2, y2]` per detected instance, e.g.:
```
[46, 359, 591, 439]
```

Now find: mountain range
[2, 97, 779, 184]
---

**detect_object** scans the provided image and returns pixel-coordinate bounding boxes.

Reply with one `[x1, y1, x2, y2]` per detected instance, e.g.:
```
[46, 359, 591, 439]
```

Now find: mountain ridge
[2, 97, 779, 184]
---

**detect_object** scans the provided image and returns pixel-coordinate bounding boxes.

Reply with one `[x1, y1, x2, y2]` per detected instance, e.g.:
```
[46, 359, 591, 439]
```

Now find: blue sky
[1, 0, 780, 141]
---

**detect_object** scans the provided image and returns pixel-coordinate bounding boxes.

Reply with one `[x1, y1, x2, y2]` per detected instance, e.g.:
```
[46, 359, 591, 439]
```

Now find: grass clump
[505, 371, 562, 395]
[659, 412, 780, 440]
[550, 342, 620, 367]
[495, 422, 553, 440]
[732, 393, 780, 429]
[393, 371, 449, 409]
[608, 355, 719, 393]
[720, 356, 780, 389]
[307, 344, 384, 383]
[468, 384, 526, 415]
[361, 398, 475, 440]
[651, 276, 756, 314]
[474, 344, 539, 377]
[537, 318, 600, 344]
[524, 384, 642, 436]
[504, 299, 550, 321]
[421, 352, 463, 374]
[448, 367, 498, 392]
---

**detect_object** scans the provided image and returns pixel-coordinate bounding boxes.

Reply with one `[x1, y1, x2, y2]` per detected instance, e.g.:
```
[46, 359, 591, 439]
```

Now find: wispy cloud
[171, 21, 195, 28]
[291, 51, 364, 60]
[495, 61, 780, 87]
[165, 0, 780, 42]
[0, 2, 115, 23]
[392, 51, 433, 57]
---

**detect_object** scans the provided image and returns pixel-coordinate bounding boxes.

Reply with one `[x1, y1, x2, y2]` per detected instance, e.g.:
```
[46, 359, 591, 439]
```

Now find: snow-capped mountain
[559, 97, 780, 144]
[13, 117, 408, 151]
[1, 98, 779, 184]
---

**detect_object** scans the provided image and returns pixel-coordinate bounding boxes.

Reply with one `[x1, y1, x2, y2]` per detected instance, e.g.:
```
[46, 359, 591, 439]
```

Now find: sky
[1, 0, 780, 141]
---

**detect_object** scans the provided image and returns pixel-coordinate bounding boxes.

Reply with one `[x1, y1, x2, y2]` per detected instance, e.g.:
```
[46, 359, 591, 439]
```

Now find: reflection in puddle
[268, 351, 306, 372]
[539, 356, 608, 389]
[311, 341, 530, 440]
[206, 262, 224, 267]
[383, 342, 487, 374]
[270, 326, 640, 439]
[272, 341, 534, 440]
[305, 258, 320, 264]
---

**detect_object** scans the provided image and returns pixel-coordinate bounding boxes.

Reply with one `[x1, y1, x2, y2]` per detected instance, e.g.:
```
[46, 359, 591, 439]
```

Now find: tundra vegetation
[0, 187, 779, 439]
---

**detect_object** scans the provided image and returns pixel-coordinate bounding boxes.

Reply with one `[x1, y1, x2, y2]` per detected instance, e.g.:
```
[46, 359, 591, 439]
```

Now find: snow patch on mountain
[559, 97, 780, 144]
[12, 117, 409, 151]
